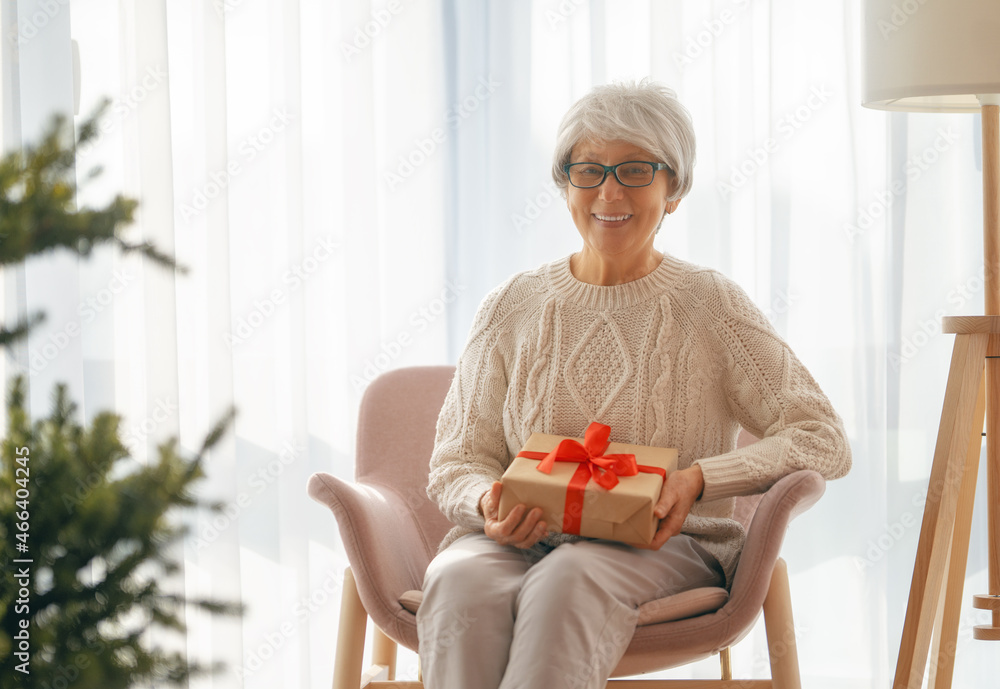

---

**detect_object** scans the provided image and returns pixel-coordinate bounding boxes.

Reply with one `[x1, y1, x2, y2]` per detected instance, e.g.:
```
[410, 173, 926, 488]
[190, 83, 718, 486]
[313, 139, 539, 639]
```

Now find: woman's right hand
[480, 481, 548, 549]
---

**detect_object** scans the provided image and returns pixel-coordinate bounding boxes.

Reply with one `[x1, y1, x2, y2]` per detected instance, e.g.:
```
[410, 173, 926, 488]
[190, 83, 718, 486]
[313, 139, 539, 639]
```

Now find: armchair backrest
[355, 366, 456, 554]
[355, 366, 763, 555]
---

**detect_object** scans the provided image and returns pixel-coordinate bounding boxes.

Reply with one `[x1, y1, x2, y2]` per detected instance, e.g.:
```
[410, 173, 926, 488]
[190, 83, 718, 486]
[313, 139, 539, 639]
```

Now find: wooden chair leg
[719, 646, 732, 680]
[333, 567, 367, 689]
[762, 558, 801, 689]
[373, 626, 398, 680]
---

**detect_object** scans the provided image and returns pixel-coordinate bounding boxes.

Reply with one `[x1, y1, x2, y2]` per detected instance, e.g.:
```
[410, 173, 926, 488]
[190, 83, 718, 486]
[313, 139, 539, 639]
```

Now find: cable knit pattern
[426, 254, 851, 585]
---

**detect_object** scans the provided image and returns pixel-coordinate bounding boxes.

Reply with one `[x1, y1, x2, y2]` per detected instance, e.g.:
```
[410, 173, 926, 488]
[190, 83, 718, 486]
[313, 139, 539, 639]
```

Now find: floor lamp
[862, 1, 1000, 688]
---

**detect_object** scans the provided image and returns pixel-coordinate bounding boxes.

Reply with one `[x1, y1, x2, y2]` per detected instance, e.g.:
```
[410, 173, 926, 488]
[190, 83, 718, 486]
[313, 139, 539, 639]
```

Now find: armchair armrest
[726, 470, 826, 610]
[307, 472, 435, 631]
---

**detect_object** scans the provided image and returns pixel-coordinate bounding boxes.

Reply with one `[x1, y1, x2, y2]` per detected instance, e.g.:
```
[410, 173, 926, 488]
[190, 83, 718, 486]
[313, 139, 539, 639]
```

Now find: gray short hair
[551, 80, 696, 201]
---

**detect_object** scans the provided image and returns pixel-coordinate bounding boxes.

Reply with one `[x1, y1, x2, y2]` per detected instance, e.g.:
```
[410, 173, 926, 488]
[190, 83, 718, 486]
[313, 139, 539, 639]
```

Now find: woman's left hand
[637, 464, 704, 550]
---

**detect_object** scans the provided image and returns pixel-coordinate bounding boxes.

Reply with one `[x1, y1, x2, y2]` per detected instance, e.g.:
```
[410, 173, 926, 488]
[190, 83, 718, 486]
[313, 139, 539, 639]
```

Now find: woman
[418, 80, 851, 689]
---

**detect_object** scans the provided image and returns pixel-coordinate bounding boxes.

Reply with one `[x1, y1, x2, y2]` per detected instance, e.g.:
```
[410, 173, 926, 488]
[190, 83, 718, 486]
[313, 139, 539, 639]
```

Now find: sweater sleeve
[693, 274, 852, 501]
[426, 286, 513, 532]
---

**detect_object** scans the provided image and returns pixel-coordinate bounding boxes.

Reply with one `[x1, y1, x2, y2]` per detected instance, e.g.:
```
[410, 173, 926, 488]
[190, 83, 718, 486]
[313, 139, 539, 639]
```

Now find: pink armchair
[307, 366, 825, 688]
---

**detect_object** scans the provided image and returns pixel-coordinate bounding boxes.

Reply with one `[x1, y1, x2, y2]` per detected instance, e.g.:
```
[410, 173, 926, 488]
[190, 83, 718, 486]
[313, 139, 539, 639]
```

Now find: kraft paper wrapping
[498, 431, 677, 546]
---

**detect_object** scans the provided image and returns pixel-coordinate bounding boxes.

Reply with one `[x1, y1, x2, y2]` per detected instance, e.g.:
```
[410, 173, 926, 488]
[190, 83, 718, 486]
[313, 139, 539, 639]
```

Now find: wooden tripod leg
[979, 84, 1000, 643]
[928, 373, 987, 689]
[333, 568, 367, 689]
[927, 546, 952, 689]
[985, 340, 1000, 634]
[893, 333, 989, 689]
[973, 344, 1000, 640]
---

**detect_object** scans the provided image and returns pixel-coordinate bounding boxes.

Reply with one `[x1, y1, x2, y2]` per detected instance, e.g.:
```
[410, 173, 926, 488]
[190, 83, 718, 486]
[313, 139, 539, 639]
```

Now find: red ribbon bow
[516, 422, 666, 535]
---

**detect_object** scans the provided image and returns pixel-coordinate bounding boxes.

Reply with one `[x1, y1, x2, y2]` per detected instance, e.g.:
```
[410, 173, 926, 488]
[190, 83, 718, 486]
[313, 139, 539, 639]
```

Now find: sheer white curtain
[1, 0, 996, 687]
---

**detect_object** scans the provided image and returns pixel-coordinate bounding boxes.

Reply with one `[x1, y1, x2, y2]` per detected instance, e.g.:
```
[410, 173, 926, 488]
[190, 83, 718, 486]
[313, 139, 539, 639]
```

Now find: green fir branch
[0, 376, 242, 688]
[0, 97, 240, 689]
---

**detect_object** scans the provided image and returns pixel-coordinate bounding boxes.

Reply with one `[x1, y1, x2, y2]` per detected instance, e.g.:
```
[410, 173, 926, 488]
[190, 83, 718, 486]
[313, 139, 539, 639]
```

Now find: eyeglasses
[563, 161, 672, 188]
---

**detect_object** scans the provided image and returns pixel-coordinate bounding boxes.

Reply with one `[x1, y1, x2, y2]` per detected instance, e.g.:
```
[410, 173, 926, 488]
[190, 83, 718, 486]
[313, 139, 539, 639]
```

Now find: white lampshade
[863, 0, 1000, 112]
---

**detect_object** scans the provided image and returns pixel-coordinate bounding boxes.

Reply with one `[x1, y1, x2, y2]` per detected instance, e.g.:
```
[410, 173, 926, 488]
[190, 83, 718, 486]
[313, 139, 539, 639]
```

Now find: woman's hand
[637, 465, 704, 550]
[479, 481, 548, 549]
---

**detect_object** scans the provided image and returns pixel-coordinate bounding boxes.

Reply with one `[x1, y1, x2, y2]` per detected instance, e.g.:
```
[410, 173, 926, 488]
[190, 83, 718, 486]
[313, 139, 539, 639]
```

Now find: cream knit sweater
[426, 253, 851, 585]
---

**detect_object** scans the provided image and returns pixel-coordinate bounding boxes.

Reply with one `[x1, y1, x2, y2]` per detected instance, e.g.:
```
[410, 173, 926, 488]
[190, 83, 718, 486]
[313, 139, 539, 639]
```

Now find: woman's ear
[664, 198, 681, 215]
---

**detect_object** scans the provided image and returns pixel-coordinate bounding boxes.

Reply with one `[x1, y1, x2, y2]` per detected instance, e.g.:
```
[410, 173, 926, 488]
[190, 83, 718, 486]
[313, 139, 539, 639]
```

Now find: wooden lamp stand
[892, 100, 1000, 689]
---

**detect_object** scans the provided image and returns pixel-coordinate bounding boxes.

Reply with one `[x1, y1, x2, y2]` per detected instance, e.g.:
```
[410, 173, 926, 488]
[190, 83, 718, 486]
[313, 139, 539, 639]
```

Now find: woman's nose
[598, 174, 625, 201]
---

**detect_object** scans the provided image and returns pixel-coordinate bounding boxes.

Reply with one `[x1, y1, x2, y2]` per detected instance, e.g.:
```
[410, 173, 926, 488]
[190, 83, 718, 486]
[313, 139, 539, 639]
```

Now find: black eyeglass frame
[562, 161, 673, 188]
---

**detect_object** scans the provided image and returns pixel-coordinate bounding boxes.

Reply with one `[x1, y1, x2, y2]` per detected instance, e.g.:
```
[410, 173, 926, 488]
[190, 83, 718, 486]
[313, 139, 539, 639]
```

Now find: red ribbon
[516, 422, 666, 535]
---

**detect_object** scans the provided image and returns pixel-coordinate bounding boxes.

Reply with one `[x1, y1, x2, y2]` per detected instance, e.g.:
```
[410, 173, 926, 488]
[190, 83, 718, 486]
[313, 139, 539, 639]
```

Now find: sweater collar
[546, 253, 686, 310]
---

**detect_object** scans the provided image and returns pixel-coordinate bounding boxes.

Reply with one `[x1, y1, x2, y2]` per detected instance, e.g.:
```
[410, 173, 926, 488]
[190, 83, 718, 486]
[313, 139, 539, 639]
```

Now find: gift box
[498, 422, 677, 546]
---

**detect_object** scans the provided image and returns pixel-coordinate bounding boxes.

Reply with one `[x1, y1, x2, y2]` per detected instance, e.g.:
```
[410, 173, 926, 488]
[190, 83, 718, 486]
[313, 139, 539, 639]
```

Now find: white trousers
[417, 532, 724, 689]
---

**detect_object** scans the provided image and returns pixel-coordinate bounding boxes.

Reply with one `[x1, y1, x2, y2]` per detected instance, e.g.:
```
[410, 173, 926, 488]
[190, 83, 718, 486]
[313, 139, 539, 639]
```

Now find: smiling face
[566, 139, 679, 267]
